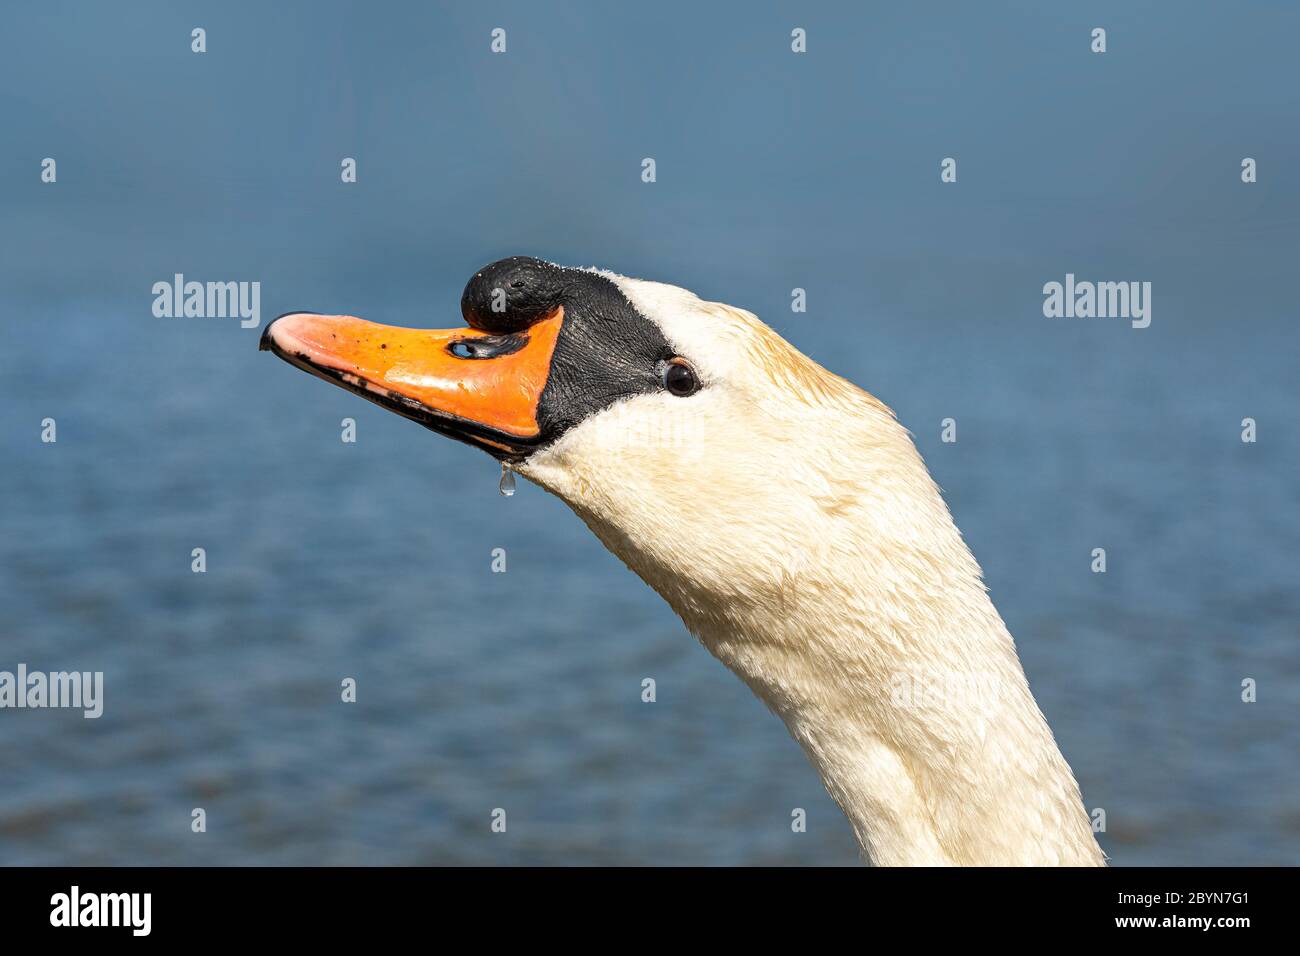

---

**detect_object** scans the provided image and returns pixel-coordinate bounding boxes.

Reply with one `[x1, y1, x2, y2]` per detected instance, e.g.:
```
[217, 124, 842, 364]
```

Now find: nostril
[447, 334, 529, 360]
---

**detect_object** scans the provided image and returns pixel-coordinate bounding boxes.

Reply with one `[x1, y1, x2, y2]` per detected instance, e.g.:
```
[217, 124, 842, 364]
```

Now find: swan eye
[662, 358, 700, 397]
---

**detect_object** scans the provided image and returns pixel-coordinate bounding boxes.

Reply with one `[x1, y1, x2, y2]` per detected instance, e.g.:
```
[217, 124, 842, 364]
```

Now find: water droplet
[498, 462, 516, 497]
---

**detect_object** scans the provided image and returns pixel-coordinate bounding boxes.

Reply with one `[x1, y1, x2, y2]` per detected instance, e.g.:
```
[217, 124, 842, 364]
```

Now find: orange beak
[260, 308, 564, 456]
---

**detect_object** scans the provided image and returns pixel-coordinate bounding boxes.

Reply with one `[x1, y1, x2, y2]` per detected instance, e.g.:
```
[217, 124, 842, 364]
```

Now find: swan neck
[717, 580, 1105, 866]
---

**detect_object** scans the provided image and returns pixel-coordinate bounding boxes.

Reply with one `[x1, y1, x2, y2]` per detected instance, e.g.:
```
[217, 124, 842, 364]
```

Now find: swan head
[261, 257, 930, 621]
[261, 258, 1104, 865]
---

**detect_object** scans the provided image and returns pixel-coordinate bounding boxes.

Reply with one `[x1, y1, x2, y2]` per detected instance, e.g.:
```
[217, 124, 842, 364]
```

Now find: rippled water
[2, 0, 1298, 866]
[1, 299, 1296, 865]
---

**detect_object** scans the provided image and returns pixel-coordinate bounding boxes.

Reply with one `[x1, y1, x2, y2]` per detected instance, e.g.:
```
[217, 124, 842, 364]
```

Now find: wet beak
[259, 309, 563, 459]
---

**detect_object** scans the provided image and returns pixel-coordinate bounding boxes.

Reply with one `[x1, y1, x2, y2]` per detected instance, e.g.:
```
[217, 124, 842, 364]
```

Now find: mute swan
[260, 257, 1105, 866]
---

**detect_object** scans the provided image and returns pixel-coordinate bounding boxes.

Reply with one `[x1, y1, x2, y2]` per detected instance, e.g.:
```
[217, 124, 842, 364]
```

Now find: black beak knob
[460, 257, 569, 334]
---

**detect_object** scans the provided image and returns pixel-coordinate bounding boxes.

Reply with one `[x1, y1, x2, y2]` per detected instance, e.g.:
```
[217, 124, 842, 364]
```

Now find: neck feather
[717, 584, 1103, 865]
[527, 330, 1105, 865]
[693, 481, 1103, 865]
[700, 544, 1103, 865]
[571, 442, 1104, 866]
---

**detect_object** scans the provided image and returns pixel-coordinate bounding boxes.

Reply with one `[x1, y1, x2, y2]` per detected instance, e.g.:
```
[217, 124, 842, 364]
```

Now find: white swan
[261, 257, 1105, 866]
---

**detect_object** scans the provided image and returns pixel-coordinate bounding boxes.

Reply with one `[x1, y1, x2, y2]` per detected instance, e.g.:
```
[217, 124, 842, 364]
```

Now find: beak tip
[260, 311, 318, 353]
[259, 315, 284, 352]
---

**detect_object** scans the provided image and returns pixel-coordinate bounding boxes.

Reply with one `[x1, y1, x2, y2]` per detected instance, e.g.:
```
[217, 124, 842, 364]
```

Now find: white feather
[520, 272, 1105, 866]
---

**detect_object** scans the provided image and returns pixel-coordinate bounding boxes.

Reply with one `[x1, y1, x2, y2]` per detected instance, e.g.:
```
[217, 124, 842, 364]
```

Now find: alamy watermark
[0, 664, 103, 718]
[1043, 273, 1151, 328]
[890, 668, 1007, 723]
[152, 274, 261, 328]
[50, 886, 150, 936]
